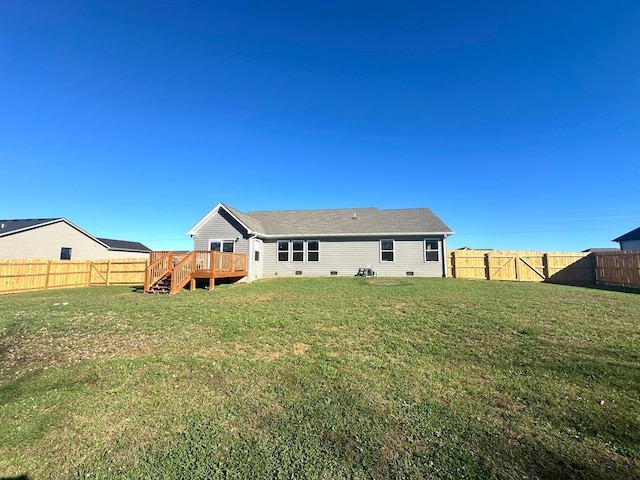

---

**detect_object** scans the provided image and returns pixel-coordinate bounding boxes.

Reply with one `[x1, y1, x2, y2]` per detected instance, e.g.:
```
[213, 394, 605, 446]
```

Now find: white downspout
[247, 234, 256, 283]
[442, 235, 448, 278]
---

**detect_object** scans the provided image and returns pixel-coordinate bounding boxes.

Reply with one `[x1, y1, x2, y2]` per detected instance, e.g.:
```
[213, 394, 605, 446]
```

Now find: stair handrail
[171, 251, 197, 294]
[145, 251, 174, 292]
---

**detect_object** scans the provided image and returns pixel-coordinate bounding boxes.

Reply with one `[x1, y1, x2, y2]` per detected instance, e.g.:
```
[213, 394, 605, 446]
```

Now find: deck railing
[145, 250, 248, 293]
[145, 251, 172, 291]
[171, 251, 196, 294]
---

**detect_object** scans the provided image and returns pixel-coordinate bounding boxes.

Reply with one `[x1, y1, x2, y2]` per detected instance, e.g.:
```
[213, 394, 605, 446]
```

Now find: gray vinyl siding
[192, 209, 249, 255]
[620, 239, 640, 251]
[261, 236, 445, 277]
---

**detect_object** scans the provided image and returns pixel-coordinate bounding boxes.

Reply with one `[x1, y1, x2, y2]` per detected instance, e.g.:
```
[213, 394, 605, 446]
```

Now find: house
[186, 203, 454, 280]
[613, 227, 640, 251]
[0, 218, 150, 260]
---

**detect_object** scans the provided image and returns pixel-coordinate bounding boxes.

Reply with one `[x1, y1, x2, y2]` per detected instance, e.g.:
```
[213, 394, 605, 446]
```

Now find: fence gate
[487, 253, 546, 281]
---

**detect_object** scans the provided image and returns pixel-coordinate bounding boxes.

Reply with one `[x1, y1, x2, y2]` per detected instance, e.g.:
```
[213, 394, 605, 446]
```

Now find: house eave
[255, 231, 454, 239]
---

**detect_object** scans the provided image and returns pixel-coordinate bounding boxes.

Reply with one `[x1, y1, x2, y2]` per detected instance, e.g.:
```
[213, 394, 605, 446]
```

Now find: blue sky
[1, 1, 639, 252]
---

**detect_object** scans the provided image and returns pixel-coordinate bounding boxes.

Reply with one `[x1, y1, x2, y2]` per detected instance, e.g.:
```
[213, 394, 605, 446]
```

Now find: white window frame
[424, 238, 440, 262]
[380, 239, 395, 262]
[277, 240, 290, 262]
[292, 240, 305, 262]
[209, 239, 235, 253]
[307, 240, 320, 262]
[277, 240, 321, 262]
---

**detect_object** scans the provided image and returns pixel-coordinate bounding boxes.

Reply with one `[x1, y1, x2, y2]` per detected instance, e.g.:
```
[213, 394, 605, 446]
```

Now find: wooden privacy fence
[448, 250, 595, 284]
[593, 251, 640, 289]
[0, 258, 149, 295]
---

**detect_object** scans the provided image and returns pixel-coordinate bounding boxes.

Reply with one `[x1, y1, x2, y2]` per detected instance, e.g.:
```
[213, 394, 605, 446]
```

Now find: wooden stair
[147, 274, 171, 294]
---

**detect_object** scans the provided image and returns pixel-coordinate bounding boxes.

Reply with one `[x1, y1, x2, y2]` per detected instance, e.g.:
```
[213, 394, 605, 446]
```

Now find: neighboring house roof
[613, 227, 640, 243]
[0, 218, 63, 236]
[0, 218, 150, 252]
[582, 248, 620, 253]
[97, 238, 150, 253]
[188, 203, 453, 238]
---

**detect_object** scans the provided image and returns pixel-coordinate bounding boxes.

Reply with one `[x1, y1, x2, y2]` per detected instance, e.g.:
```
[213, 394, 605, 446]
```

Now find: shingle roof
[0, 218, 62, 236]
[613, 227, 640, 243]
[222, 204, 265, 233]
[97, 238, 151, 252]
[241, 206, 453, 237]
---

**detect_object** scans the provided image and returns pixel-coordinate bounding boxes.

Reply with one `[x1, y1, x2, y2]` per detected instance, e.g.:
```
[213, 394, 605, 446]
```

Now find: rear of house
[187, 204, 453, 280]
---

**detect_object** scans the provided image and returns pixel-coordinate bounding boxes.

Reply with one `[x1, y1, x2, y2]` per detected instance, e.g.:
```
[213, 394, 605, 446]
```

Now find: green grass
[1, 278, 639, 479]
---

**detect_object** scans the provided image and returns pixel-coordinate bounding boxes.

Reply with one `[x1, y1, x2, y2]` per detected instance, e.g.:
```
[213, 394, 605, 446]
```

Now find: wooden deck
[144, 250, 248, 294]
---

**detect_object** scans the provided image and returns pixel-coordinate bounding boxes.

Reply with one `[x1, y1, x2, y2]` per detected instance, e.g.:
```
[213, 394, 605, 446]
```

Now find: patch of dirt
[0, 327, 157, 378]
[380, 301, 409, 315]
[292, 343, 311, 356]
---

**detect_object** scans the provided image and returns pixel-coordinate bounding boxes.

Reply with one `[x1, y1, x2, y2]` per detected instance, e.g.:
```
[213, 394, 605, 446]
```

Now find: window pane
[425, 240, 439, 261]
[278, 251, 289, 262]
[60, 247, 72, 260]
[307, 240, 319, 251]
[293, 251, 304, 261]
[222, 241, 234, 252]
[381, 240, 393, 250]
[255, 251, 260, 261]
[308, 251, 319, 262]
[278, 241, 289, 251]
[382, 251, 394, 262]
[210, 241, 221, 251]
[292, 240, 304, 251]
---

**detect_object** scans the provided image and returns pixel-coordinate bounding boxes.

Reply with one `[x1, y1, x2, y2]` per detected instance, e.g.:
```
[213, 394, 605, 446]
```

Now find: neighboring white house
[186, 203, 454, 280]
[613, 227, 640, 251]
[0, 218, 150, 260]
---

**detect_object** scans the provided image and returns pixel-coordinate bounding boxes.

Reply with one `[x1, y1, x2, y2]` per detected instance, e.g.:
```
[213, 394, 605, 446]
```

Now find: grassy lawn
[1, 277, 639, 479]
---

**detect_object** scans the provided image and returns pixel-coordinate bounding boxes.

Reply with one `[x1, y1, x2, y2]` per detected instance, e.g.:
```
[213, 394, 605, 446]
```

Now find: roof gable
[186, 203, 262, 236]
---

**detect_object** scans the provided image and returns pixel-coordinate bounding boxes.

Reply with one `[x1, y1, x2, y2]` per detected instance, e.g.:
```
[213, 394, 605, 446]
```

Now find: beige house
[0, 218, 150, 260]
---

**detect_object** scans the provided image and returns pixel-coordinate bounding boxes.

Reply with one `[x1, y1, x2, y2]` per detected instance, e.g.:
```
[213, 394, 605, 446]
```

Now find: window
[277, 240, 320, 262]
[292, 240, 304, 261]
[425, 239, 439, 261]
[210, 240, 235, 253]
[277, 241, 289, 262]
[380, 239, 394, 262]
[307, 240, 319, 261]
[60, 247, 72, 260]
[255, 251, 260, 261]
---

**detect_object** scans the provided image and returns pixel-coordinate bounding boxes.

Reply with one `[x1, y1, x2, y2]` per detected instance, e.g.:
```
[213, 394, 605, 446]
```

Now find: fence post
[451, 251, 457, 278]
[106, 259, 112, 286]
[543, 253, 550, 281]
[485, 253, 492, 280]
[45, 260, 52, 290]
